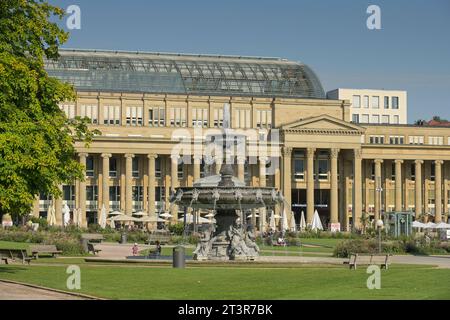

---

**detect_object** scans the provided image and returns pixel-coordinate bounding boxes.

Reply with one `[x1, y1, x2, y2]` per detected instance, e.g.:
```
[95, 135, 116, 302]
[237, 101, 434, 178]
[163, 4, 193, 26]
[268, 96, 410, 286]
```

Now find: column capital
[394, 159, 403, 164]
[259, 156, 268, 163]
[435, 160, 444, 166]
[237, 155, 246, 164]
[354, 149, 362, 159]
[374, 159, 384, 164]
[170, 154, 180, 163]
[415, 159, 424, 165]
[330, 148, 340, 159]
[124, 153, 135, 159]
[306, 147, 316, 157]
[101, 153, 112, 158]
[147, 154, 158, 160]
[282, 147, 293, 156]
[78, 152, 88, 158]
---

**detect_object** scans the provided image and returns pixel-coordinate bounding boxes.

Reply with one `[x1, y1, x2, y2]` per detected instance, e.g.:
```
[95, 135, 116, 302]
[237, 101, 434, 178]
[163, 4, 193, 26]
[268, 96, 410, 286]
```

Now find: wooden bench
[87, 243, 102, 255]
[81, 233, 105, 243]
[30, 245, 62, 259]
[347, 253, 391, 270]
[0, 249, 32, 265]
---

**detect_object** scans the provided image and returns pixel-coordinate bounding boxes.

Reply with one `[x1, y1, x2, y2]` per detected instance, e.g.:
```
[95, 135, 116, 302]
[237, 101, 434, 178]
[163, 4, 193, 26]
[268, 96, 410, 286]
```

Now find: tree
[0, 1, 99, 219]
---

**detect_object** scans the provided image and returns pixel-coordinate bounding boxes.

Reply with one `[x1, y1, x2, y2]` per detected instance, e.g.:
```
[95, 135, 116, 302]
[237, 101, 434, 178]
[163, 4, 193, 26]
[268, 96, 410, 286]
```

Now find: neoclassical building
[31, 49, 450, 231]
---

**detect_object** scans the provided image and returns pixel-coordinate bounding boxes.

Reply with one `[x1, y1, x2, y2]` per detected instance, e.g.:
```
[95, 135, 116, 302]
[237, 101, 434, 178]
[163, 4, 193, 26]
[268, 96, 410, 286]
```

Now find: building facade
[31, 49, 450, 231]
[327, 88, 407, 125]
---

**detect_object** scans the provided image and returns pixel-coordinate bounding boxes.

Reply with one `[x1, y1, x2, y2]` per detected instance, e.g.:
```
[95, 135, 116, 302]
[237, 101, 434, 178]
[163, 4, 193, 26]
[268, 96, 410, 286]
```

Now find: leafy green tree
[0, 0, 99, 219]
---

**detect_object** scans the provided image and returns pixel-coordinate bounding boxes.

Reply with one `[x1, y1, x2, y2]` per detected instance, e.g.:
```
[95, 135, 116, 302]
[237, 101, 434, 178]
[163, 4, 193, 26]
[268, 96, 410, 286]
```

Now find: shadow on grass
[0, 265, 27, 274]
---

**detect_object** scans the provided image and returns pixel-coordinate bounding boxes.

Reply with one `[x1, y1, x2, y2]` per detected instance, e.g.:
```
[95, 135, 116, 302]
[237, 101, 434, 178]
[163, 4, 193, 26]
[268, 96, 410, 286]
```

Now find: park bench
[87, 243, 102, 255]
[81, 233, 105, 243]
[0, 249, 32, 265]
[147, 245, 162, 259]
[347, 253, 391, 270]
[146, 231, 171, 245]
[30, 245, 62, 259]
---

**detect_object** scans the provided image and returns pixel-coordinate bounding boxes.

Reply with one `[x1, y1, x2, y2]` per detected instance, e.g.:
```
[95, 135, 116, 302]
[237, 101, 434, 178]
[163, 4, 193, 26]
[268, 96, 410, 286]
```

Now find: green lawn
[1, 263, 449, 299]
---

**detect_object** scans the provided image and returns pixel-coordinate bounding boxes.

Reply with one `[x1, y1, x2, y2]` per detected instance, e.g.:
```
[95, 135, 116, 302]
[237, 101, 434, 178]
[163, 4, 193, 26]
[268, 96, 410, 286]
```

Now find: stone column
[395, 160, 403, 212]
[125, 153, 134, 215]
[101, 153, 111, 213]
[374, 159, 383, 221]
[353, 149, 362, 230]
[147, 154, 157, 218]
[306, 147, 315, 224]
[415, 160, 423, 219]
[32, 195, 40, 218]
[259, 156, 267, 231]
[237, 156, 246, 183]
[282, 147, 292, 218]
[79, 153, 88, 227]
[330, 148, 339, 224]
[435, 160, 443, 223]
[193, 155, 201, 182]
[170, 155, 179, 221]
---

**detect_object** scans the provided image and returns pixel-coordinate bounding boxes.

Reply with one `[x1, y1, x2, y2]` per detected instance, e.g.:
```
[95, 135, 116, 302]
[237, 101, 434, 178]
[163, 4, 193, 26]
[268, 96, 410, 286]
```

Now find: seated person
[148, 241, 162, 257]
[277, 237, 286, 246]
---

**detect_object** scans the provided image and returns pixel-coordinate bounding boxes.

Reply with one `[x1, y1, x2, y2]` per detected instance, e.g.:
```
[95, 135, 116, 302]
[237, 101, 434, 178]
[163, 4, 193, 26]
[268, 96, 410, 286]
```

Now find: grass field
[1, 263, 449, 299]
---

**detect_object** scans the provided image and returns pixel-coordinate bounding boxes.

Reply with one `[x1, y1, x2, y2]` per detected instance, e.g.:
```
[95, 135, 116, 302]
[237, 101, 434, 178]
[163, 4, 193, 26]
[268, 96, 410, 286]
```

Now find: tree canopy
[0, 0, 98, 218]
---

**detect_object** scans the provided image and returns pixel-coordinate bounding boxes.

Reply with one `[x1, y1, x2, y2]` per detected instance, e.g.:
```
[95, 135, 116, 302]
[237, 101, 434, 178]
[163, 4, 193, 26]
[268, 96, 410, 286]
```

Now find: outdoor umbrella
[63, 203, 71, 227]
[99, 204, 107, 229]
[133, 211, 145, 216]
[137, 216, 165, 223]
[247, 214, 260, 218]
[435, 222, 450, 229]
[160, 212, 173, 219]
[109, 210, 123, 216]
[178, 213, 209, 224]
[205, 212, 215, 218]
[412, 221, 426, 228]
[281, 208, 289, 232]
[110, 216, 116, 229]
[73, 208, 78, 226]
[299, 211, 307, 231]
[290, 212, 297, 232]
[423, 222, 437, 229]
[111, 215, 139, 222]
[269, 210, 276, 230]
[311, 210, 324, 231]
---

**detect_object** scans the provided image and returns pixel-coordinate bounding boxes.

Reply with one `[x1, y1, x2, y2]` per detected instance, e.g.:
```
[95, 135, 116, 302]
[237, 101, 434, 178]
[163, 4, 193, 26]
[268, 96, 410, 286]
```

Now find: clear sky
[51, 0, 450, 123]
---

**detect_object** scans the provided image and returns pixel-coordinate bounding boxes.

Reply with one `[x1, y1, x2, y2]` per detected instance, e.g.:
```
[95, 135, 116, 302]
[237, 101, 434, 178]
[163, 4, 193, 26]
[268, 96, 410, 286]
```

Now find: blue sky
[51, 0, 450, 123]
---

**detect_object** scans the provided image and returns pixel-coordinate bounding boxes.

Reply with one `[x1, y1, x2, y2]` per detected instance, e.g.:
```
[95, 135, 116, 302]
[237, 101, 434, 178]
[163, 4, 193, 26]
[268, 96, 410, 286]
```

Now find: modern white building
[327, 88, 407, 125]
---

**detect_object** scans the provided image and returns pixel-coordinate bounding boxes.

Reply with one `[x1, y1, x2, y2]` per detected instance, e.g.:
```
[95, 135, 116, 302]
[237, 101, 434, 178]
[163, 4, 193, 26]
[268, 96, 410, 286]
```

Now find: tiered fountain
[170, 104, 283, 260]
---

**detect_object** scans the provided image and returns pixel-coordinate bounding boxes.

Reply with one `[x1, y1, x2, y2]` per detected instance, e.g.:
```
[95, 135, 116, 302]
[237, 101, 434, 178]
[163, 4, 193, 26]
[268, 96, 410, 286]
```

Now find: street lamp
[376, 219, 384, 253]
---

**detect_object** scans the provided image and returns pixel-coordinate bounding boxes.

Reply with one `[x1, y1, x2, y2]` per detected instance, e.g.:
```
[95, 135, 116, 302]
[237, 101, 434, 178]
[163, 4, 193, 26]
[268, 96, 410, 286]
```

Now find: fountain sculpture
[170, 104, 283, 260]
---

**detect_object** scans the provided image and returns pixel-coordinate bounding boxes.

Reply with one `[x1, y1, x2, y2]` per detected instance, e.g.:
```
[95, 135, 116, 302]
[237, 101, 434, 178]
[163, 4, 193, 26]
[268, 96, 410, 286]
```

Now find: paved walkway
[0, 281, 86, 300]
[94, 243, 450, 268]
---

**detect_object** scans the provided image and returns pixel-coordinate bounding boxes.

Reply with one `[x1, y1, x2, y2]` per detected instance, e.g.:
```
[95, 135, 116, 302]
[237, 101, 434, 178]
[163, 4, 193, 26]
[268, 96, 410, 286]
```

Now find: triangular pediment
[281, 114, 365, 133]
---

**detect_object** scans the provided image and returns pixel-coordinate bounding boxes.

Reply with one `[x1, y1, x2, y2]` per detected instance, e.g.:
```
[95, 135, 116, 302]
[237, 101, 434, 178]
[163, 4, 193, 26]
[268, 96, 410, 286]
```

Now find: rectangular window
[132, 186, 143, 202]
[256, 110, 272, 129]
[148, 107, 165, 127]
[382, 115, 390, 124]
[109, 186, 120, 202]
[318, 159, 328, 180]
[59, 104, 75, 119]
[384, 96, 389, 109]
[363, 96, 369, 108]
[62, 185, 76, 201]
[393, 115, 399, 124]
[155, 158, 161, 178]
[86, 156, 94, 177]
[213, 108, 223, 128]
[369, 135, 384, 144]
[169, 107, 186, 127]
[86, 185, 98, 201]
[177, 162, 184, 179]
[371, 163, 375, 180]
[80, 105, 98, 124]
[352, 95, 361, 108]
[409, 136, 424, 145]
[294, 159, 304, 180]
[431, 163, 435, 181]
[352, 114, 359, 123]
[103, 105, 121, 125]
[126, 106, 143, 126]
[192, 108, 208, 127]
[109, 158, 117, 177]
[389, 136, 404, 145]
[410, 163, 415, 181]
[428, 136, 444, 145]
[391, 162, 396, 180]
[234, 109, 251, 128]
[372, 96, 379, 109]
[371, 115, 379, 124]
[392, 97, 399, 109]
[361, 114, 369, 123]
[132, 157, 139, 178]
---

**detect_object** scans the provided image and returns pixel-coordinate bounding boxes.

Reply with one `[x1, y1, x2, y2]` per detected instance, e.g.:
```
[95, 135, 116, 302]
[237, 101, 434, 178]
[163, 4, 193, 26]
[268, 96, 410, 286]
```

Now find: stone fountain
[170, 104, 283, 261]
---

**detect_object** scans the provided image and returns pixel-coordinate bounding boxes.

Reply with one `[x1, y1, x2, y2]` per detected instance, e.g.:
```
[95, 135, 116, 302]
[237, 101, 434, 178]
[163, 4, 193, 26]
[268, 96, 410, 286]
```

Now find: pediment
[281, 114, 365, 134]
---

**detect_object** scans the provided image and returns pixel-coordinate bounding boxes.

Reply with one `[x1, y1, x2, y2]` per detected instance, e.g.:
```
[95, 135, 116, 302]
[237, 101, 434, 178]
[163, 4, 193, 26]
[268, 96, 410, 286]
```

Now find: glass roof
[45, 49, 325, 99]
